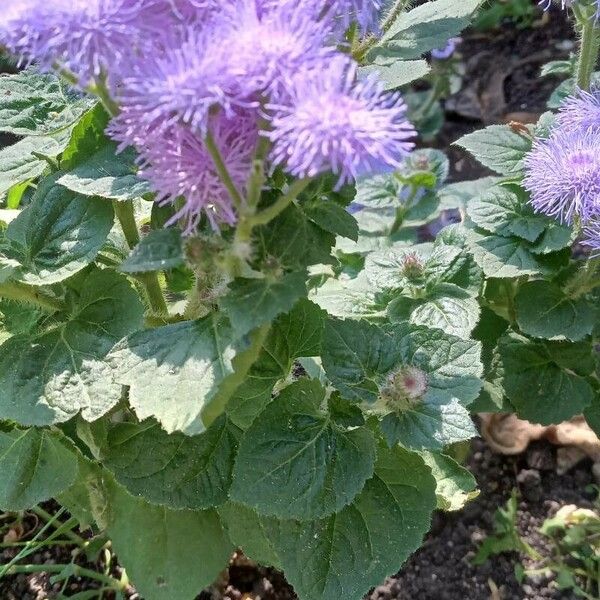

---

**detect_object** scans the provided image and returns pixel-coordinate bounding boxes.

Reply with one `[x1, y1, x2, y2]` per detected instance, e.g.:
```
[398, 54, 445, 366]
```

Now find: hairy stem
[0, 281, 65, 312]
[113, 201, 168, 315]
[90, 74, 120, 118]
[201, 323, 271, 427]
[227, 178, 312, 278]
[249, 178, 311, 227]
[575, 6, 600, 91]
[245, 117, 272, 214]
[205, 131, 245, 211]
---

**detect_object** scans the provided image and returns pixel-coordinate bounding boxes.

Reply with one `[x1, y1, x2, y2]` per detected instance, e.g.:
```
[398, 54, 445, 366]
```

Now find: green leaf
[360, 60, 430, 90]
[56, 455, 103, 530]
[304, 200, 359, 241]
[120, 228, 184, 273]
[60, 103, 110, 170]
[467, 185, 549, 242]
[104, 478, 233, 600]
[311, 274, 389, 320]
[230, 379, 377, 521]
[103, 415, 240, 509]
[498, 333, 595, 424]
[263, 444, 436, 600]
[438, 176, 502, 211]
[375, 0, 481, 59]
[226, 299, 325, 429]
[390, 284, 481, 339]
[466, 227, 544, 278]
[456, 125, 532, 176]
[529, 222, 574, 255]
[0, 68, 92, 136]
[106, 315, 239, 435]
[5, 173, 114, 285]
[0, 269, 143, 426]
[515, 280, 596, 341]
[0, 428, 78, 511]
[220, 272, 308, 336]
[218, 502, 282, 569]
[0, 135, 66, 195]
[419, 451, 479, 511]
[256, 204, 336, 269]
[322, 318, 397, 404]
[380, 398, 477, 450]
[58, 144, 151, 201]
[584, 396, 600, 439]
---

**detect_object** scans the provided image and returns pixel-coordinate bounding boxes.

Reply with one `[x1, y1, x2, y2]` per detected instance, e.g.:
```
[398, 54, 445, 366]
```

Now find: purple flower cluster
[1, 0, 414, 232]
[524, 86, 600, 251]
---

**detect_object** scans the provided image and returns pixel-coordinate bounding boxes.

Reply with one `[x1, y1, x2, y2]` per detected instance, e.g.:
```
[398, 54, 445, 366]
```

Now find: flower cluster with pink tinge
[1, 0, 415, 233]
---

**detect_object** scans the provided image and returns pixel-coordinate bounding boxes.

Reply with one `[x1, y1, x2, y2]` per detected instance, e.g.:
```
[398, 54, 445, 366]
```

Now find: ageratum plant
[0, 0, 599, 598]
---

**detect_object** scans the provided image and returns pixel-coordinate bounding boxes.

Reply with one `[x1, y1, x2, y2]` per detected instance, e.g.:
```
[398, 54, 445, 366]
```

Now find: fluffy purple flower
[1, 0, 166, 86]
[266, 59, 415, 187]
[258, 0, 381, 33]
[524, 127, 600, 223]
[218, 0, 333, 98]
[582, 219, 600, 254]
[431, 38, 462, 60]
[134, 113, 258, 232]
[557, 88, 600, 131]
[330, 0, 383, 34]
[110, 28, 236, 143]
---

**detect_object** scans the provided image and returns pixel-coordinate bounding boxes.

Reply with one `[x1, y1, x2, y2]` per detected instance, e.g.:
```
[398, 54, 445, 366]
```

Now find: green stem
[381, 0, 411, 34]
[4, 563, 127, 591]
[113, 201, 168, 315]
[389, 185, 419, 235]
[249, 179, 311, 227]
[575, 5, 600, 91]
[201, 323, 271, 427]
[90, 74, 120, 117]
[30, 506, 86, 547]
[229, 178, 312, 277]
[205, 131, 245, 211]
[245, 116, 272, 215]
[353, 0, 410, 60]
[0, 281, 65, 312]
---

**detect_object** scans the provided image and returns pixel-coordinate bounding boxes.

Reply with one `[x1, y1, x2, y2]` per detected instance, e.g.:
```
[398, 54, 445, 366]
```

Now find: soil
[1, 3, 594, 600]
[432, 3, 575, 181]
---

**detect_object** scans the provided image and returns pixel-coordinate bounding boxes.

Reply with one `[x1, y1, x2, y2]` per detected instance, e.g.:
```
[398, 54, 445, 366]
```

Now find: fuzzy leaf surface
[231, 379, 377, 520]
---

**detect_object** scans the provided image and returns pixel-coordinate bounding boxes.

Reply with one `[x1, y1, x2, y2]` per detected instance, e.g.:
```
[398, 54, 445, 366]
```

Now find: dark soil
[366, 438, 596, 600]
[434, 3, 575, 181]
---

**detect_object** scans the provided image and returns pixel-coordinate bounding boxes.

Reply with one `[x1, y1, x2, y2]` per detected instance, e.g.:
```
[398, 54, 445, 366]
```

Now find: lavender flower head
[431, 38, 462, 60]
[1, 0, 166, 86]
[110, 28, 234, 145]
[267, 59, 416, 187]
[135, 113, 257, 232]
[329, 0, 383, 34]
[557, 88, 600, 131]
[582, 219, 600, 254]
[219, 0, 333, 98]
[524, 127, 600, 223]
